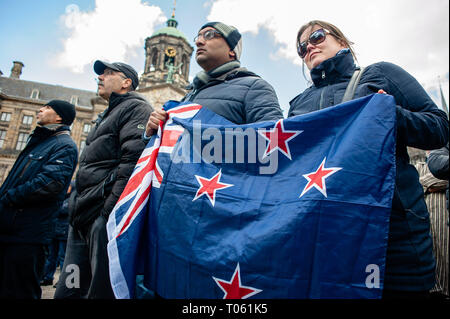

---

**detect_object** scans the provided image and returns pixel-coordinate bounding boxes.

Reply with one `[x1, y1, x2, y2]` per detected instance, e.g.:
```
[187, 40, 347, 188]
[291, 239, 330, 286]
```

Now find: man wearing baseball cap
[55, 61, 152, 299]
[0, 100, 78, 298]
[145, 21, 283, 137]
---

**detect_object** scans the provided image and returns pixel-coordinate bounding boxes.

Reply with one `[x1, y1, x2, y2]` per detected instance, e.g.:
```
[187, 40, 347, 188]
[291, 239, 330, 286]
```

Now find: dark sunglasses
[297, 28, 330, 58]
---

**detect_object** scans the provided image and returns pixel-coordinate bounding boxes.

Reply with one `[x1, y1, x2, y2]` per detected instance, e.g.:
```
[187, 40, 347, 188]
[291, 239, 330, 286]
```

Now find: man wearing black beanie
[0, 100, 78, 299]
[45, 100, 76, 125]
[145, 21, 283, 138]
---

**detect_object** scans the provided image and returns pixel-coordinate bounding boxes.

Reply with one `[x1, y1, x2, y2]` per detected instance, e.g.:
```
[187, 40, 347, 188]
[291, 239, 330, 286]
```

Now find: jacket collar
[24, 125, 70, 151]
[103, 91, 144, 117]
[310, 51, 356, 87]
[33, 124, 70, 136]
[187, 61, 258, 92]
[109, 91, 133, 109]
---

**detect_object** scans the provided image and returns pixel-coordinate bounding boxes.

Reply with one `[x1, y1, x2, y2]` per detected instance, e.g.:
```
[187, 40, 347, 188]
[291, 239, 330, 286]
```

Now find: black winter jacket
[69, 91, 152, 230]
[0, 125, 78, 244]
[289, 52, 449, 291]
[183, 65, 283, 124]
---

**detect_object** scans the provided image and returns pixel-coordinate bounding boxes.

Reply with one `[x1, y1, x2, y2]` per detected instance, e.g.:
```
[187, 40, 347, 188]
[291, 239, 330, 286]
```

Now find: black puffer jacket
[69, 91, 152, 230]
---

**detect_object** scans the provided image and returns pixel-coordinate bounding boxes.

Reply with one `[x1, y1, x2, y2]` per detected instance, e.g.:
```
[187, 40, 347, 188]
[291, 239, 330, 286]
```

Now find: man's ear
[122, 78, 133, 90]
[55, 115, 63, 124]
[229, 50, 236, 60]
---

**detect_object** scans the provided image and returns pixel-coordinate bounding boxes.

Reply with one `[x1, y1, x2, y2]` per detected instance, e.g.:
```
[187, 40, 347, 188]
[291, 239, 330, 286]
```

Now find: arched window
[30, 89, 39, 99]
[164, 55, 175, 69]
[151, 48, 158, 69]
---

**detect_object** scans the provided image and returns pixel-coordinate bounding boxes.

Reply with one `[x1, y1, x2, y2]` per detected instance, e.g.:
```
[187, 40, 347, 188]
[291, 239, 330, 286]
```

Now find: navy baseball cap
[94, 60, 139, 90]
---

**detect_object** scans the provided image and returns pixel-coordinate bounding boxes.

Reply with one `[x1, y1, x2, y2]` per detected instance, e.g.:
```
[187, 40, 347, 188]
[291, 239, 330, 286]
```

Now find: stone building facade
[0, 15, 193, 185]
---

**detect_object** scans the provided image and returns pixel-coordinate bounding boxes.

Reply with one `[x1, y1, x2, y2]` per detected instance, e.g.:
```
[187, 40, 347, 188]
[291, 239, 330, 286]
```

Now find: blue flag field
[107, 93, 397, 299]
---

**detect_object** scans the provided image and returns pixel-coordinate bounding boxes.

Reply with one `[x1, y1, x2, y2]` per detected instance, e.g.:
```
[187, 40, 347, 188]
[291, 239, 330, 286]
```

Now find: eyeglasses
[194, 29, 222, 42]
[297, 28, 330, 59]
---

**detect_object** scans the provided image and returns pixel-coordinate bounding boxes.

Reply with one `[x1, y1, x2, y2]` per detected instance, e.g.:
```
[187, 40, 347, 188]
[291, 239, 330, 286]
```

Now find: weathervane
[172, 0, 176, 18]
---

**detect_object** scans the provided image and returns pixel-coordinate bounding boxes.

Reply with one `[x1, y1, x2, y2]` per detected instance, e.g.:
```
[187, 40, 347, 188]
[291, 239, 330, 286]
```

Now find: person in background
[288, 20, 448, 298]
[40, 181, 73, 287]
[54, 60, 152, 299]
[0, 100, 78, 299]
[427, 143, 449, 298]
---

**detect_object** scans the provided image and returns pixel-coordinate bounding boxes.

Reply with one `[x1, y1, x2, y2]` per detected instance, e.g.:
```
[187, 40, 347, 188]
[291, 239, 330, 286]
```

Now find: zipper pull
[322, 70, 326, 79]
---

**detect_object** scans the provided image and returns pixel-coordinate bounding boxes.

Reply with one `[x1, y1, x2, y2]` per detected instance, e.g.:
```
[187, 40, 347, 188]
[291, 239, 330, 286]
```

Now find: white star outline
[299, 157, 342, 198]
[212, 263, 263, 299]
[193, 169, 234, 206]
[259, 119, 303, 160]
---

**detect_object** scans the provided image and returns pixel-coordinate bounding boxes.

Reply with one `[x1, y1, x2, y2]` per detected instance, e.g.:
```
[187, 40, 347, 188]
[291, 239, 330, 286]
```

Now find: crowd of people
[0, 19, 448, 299]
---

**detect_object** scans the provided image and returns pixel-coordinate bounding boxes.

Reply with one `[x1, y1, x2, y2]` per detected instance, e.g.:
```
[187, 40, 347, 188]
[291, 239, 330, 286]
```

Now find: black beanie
[45, 100, 76, 125]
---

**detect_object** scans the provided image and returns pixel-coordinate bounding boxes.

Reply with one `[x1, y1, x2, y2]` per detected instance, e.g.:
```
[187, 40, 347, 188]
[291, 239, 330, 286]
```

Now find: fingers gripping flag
[108, 94, 397, 299]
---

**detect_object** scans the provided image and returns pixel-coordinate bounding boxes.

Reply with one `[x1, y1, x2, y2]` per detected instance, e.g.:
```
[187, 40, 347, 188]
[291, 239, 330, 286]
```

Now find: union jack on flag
[106, 101, 202, 298]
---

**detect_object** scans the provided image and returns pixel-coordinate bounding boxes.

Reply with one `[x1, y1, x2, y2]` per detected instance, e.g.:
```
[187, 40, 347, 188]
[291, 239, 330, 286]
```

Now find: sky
[0, 0, 448, 116]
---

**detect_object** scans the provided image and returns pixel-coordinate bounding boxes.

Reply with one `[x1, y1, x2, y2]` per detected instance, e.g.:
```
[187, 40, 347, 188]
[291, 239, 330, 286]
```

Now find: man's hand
[145, 108, 168, 136]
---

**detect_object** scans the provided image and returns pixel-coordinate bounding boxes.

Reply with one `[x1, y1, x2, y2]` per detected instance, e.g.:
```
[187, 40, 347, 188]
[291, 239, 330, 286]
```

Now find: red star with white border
[193, 169, 233, 206]
[260, 119, 302, 160]
[300, 157, 342, 198]
[212, 263, 262, 299]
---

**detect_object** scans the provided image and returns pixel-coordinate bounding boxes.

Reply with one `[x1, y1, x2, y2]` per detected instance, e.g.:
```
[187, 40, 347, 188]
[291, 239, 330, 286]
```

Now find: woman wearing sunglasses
[288, 20, 448, 298]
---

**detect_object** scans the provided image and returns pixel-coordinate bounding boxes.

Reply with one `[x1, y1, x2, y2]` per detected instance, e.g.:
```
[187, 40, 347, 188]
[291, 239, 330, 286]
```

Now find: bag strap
[341, 66, 366, 103]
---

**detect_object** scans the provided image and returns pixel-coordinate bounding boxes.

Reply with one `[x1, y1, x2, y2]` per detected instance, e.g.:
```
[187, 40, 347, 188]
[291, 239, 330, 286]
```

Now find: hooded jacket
[69, 91, 152, 230]
[289, 51, 449, 291]
[0, 125, 78, 244]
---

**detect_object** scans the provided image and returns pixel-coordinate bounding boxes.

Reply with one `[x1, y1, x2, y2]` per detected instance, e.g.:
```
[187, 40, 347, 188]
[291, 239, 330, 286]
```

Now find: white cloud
[55, 0, 166, 73]
[207, 0, 449, 87]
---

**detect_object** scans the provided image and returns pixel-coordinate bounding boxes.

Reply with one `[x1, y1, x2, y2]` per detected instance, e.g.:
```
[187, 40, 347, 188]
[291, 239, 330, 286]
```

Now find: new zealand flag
[107, 93, 396, 299]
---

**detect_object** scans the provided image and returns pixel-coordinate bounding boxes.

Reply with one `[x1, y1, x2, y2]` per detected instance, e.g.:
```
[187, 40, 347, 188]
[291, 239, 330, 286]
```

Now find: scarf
[192, 60, 242, 90]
